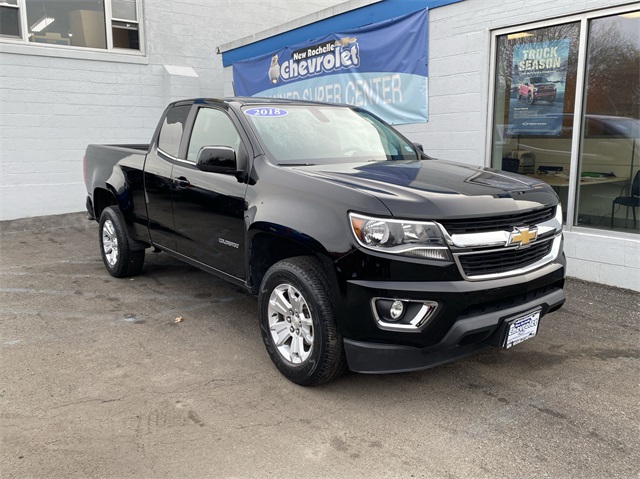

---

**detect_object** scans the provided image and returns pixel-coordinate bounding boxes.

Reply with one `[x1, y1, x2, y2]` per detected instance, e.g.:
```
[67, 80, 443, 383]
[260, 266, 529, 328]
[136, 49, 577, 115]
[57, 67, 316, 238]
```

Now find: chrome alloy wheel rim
[267, 283, 314, 364]
[102, 219, 119, 266]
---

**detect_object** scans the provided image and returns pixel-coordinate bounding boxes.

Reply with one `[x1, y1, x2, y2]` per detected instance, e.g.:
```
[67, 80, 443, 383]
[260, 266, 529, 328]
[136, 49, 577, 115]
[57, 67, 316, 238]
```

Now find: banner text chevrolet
[84, 98, 566, 386]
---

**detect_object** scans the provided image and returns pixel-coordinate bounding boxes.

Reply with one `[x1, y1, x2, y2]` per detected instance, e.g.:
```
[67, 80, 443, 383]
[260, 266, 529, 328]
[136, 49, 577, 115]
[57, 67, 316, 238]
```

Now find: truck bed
[84, 144, 150, 218]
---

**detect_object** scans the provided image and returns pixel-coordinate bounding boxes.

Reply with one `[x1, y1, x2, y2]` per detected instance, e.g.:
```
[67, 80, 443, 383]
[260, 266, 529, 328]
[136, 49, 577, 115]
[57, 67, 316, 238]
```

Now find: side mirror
[196, 146, 241, 175]
[413, 143, 424, 152]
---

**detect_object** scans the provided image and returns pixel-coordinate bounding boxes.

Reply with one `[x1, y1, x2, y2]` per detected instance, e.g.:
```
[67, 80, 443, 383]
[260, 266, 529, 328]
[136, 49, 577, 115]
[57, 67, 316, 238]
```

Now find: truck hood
[289, 159, 557, 219]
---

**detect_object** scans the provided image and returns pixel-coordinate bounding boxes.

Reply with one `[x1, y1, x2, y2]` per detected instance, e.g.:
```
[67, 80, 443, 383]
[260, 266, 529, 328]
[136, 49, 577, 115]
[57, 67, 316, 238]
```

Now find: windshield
[242, 104, 419, 165]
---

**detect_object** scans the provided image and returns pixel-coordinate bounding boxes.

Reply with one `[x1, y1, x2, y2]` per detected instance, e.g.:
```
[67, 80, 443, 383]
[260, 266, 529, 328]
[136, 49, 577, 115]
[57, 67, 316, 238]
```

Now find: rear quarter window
[158, 106, 191, 158]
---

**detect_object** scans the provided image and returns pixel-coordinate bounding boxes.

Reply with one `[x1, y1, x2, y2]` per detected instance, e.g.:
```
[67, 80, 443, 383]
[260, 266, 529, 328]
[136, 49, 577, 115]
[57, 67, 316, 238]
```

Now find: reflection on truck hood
[290, 159, 558, 219]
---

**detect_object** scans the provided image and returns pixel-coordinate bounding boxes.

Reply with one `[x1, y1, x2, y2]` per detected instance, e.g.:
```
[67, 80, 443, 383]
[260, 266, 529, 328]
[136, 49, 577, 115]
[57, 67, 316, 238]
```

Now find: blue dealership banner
[232, 9, 428, 125]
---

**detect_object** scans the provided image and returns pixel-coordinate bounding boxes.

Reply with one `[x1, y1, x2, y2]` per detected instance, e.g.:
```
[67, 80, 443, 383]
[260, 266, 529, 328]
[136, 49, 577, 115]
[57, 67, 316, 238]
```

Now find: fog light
[372, 298, 439, 332]
[389, 301, 404, 320]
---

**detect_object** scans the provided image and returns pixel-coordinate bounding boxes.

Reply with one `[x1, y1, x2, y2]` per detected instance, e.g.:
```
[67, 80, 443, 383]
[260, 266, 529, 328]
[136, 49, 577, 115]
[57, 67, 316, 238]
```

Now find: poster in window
[508, 39, 570, 136]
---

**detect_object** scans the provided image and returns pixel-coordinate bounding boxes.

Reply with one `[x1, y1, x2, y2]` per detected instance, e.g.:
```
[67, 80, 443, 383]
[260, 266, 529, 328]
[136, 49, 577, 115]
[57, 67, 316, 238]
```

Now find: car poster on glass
[508, 39, 570, 136]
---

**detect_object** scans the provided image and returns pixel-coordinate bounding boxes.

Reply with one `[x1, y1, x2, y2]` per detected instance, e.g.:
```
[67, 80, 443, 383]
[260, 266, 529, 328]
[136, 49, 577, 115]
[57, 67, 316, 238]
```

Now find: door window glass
[157, 106, 191, 158]
[187, 108, 242, 163]
[490, 22, 581, 218]
[576, 12, 639, 233]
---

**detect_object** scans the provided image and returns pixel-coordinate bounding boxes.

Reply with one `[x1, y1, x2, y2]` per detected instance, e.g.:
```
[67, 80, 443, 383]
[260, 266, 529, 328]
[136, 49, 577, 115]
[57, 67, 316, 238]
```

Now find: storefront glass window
[490, 22, 581, 219]
[576, 12, 640, 233]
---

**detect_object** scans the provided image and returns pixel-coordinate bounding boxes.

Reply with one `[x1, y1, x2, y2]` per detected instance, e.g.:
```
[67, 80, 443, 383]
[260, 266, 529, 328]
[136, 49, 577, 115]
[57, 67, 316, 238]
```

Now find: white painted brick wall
[0, 0, 343, 220]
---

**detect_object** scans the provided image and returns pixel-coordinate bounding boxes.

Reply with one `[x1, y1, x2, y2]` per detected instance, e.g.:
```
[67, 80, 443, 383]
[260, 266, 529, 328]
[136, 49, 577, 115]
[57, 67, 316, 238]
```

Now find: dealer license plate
[503, 310, 541, 349]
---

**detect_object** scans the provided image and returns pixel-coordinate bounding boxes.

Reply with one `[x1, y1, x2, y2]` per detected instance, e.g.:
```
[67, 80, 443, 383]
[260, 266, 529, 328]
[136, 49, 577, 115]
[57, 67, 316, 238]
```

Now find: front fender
[247, 221, 330, 258]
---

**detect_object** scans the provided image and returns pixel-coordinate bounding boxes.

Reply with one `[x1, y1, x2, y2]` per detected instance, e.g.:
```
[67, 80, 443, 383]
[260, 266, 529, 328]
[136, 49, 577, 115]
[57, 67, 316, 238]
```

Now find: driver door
[171, 107, 248, 279]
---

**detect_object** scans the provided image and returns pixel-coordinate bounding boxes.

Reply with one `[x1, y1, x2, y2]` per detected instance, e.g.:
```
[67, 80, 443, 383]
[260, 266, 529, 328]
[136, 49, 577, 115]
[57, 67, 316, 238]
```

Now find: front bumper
[344, 286, 565, 373]
[333, 246, 566, 373]
[534, 90, 556, 99]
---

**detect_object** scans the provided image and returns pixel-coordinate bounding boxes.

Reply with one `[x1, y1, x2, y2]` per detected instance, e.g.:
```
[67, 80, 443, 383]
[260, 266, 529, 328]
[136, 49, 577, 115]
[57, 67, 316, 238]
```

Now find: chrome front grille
[440, 205, 564, 281]
[439, 206, 556, 234]
[455, 239, 554, 278]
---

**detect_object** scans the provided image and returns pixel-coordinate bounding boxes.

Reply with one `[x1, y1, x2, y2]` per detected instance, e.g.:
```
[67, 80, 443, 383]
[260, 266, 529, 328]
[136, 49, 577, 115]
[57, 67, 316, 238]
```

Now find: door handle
[174, 176, 191, 189]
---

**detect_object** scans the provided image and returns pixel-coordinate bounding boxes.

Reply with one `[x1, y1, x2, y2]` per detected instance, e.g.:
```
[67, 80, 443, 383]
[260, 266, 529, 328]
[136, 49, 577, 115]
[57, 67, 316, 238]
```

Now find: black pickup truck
[83, 98, 566, 386]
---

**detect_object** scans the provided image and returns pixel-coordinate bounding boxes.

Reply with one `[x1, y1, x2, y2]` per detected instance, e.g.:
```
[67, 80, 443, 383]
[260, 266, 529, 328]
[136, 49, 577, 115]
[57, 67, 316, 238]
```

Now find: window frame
[0, 0, 144, 55]
[486, 3, 639, 235]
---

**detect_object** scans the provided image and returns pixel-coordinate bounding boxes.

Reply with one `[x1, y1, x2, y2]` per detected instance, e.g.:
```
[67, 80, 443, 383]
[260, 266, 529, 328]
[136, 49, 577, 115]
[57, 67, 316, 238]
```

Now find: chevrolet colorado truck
[83, 98, 566, 386]
[517, 76, 557, 104]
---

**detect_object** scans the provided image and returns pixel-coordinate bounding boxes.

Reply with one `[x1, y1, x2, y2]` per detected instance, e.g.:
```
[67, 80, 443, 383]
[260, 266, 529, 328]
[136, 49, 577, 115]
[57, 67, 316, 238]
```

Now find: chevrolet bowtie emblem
[508, 227, 538, 247]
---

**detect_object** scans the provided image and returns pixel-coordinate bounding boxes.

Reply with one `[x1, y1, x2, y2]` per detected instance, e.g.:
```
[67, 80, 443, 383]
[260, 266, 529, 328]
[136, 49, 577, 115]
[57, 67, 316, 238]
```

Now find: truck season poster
[508, 39, 570, 136]
[232, 9, 428, 125]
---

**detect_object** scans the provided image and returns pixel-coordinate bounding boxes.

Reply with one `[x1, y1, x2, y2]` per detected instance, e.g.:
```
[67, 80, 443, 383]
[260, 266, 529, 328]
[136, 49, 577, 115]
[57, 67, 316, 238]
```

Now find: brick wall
[0, 0, 342, 220]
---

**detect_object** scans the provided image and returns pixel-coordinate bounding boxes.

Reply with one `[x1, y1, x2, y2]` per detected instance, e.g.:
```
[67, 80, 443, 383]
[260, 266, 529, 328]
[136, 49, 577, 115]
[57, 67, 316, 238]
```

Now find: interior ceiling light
[30, 16, 54, 33]
[507, 32, 533, 40]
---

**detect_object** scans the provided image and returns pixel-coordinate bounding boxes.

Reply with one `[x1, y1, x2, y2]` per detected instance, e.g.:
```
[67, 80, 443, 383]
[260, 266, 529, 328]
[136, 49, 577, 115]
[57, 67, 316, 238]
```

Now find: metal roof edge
[216, 0, 381, 54]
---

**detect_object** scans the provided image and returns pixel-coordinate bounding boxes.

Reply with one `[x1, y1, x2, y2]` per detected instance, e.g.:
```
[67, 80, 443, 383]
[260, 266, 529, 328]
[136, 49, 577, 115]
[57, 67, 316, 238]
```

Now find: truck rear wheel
[258, 257, 346, 386]
[99, 206, 145, 278]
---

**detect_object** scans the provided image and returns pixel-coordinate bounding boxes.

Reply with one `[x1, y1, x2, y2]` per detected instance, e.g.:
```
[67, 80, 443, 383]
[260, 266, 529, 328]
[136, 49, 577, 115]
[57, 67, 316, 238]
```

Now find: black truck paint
[84, 98, 566, 385]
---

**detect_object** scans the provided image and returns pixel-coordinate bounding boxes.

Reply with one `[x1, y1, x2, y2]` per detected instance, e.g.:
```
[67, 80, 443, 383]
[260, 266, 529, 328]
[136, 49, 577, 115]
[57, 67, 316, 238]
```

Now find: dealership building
[0, 0, 638, 290]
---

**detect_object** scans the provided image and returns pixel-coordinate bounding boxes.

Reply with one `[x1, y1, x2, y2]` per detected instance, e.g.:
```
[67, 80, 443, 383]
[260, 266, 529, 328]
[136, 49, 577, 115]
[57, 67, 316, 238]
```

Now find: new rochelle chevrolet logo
[507, 227, 538, 248]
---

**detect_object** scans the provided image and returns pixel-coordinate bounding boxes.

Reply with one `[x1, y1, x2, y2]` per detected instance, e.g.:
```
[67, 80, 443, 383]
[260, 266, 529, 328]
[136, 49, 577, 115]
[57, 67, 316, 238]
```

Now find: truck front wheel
[258, 257, 346, 386]
[99, 206, 145, 278]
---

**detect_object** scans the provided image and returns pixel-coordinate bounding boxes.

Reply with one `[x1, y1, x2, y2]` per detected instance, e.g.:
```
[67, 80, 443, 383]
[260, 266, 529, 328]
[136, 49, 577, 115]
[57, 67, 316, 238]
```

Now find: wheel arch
[92, 187, 118, 220]
[247, 225, 336, 296]
[94, 187, 148, 251]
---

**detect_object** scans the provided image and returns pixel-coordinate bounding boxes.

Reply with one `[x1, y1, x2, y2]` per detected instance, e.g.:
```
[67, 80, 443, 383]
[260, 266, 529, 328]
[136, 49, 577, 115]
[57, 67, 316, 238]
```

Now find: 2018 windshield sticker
[244, 108, 288, 117]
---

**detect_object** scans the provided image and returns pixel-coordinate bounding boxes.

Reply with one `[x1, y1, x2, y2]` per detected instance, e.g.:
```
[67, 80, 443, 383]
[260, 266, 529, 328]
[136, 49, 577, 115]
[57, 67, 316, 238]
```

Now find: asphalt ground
[1, 213, 639, 479]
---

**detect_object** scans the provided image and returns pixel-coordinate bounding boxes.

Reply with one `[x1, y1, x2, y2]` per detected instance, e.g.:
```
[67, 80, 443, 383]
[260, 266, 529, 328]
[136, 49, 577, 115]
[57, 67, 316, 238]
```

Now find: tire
[99, 206, 145, 278]
[258, 256, 347, 386]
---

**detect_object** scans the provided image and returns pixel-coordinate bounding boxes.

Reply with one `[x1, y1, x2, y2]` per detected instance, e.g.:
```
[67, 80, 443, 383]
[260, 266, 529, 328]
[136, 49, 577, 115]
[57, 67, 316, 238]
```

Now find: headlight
[555, 203, 563, 228]
[349, 213, 451, 261]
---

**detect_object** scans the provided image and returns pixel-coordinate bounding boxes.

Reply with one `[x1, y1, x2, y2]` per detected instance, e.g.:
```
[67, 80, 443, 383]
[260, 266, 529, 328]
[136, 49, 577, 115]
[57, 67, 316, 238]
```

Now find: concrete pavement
[1, 213, 638, 478]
